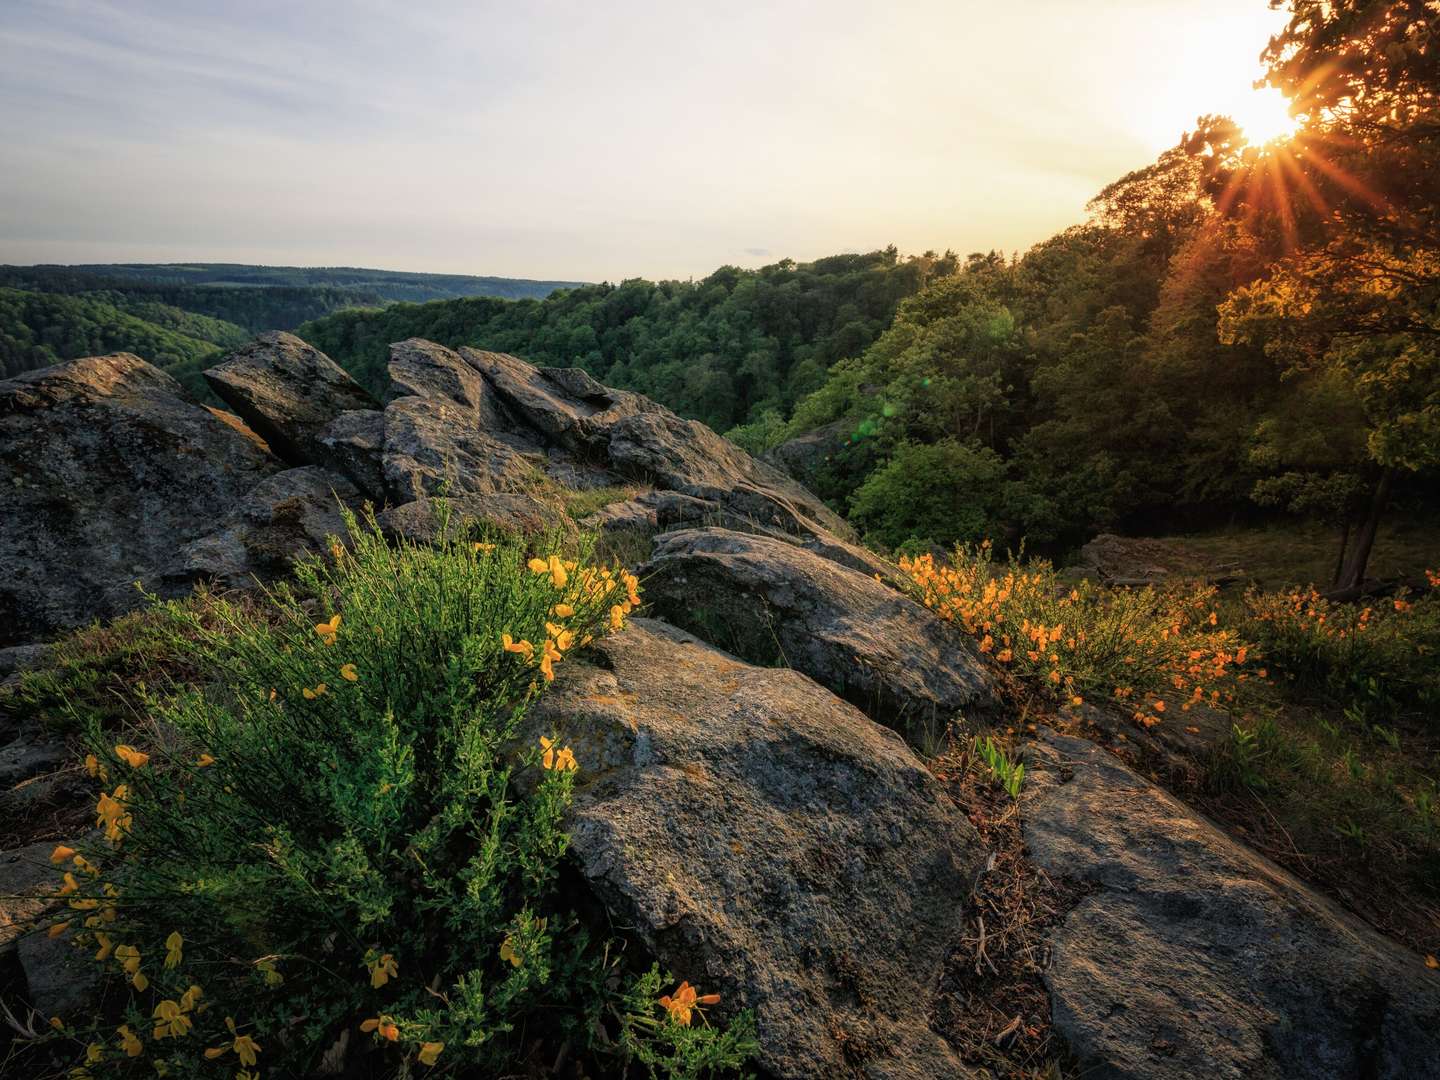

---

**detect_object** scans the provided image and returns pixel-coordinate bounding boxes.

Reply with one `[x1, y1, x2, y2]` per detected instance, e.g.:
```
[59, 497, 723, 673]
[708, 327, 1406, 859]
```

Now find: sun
[1226, 85, 1300, 145]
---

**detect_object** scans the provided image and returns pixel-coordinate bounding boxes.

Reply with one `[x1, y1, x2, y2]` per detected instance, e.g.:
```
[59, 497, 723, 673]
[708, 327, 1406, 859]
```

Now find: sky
[0, 0, 1291, 282]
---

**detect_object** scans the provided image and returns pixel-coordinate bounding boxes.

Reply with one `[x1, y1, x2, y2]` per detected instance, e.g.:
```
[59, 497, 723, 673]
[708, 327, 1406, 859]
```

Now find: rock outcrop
[640, 528, 996, 733]
[0, 355, 279, 647]
[203, 331, 379, 468]
[530, 618, 982, 1080]
[1024, 731, 1440, 1079]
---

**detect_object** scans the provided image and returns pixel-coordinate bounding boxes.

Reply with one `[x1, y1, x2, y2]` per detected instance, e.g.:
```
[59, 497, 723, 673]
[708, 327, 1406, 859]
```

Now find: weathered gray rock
[177, 466, 363, 587]
[203, 331, 378, 466]
[641, 528, 996, 733]
[0, 355, 280, 646]
[578, 489, 717, 534]
[0, 843, 61, 954]
[1070, 698, 1238, 782]
[314, 409, 387, 503]
[387, 338, 500, 421]
[458, 347, 854, 540]
[1024, 731, 1440, 1080]
[0, 645, 48, 691]
[17, 921, 101, 1022]
[763, 419, 852, 487]
[378, 494, 571, 545]
[531, 619, 982, 1080]
[583, 491, 908, 587]
[381, 396, 540, 502]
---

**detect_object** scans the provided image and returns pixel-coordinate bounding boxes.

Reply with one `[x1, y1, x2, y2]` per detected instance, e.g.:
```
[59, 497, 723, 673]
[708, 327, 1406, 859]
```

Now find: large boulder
[640, 528, 996, 734]
[1023, 731, 1440, 1079]
[378, 493, 572, 545]
[203, 332, 379, 467]
[177, 466, 364, 587]
[530, 619, 982, 1080]
[459, 347, 854, 540]
[0, 355, 279, 646]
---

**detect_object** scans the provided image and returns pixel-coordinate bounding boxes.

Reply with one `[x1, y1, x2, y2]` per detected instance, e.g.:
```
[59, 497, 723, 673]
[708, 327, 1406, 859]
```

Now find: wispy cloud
[0, 0, 1286, 279]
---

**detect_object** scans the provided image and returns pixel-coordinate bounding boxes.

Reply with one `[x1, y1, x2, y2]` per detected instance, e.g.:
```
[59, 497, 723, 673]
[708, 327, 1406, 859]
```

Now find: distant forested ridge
[301, 249, 954, 434]
[0, 263, 586, 389]
[0, 287, 247, 381]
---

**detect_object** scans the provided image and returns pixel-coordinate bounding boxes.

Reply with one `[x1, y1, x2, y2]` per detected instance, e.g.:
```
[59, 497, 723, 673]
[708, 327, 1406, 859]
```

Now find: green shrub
[849, 439, 1006, 551]
[1240, 579, 1440, 717]
[34, 513, 751, 1078]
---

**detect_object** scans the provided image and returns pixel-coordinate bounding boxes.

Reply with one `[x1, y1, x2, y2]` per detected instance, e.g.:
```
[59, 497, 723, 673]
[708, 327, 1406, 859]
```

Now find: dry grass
[927, 743, 1087, 1079]
[1159, 518, 1440, 591]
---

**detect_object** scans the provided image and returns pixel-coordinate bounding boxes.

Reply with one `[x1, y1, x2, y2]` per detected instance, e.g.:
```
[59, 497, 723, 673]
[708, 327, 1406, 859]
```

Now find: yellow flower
[418, 1041, 445, 1066]
[548, 555, 568, 589]
[195, 753, 216, 767]
[658, 981, 719, 1027]
[50, 844, 77, 865]
[330, 541, 345, 560]
[114, 745, 149, 769]
[116, 1024, 142, 1057]
[527, 557, 548, 574]
[205, 1017, 261, 1066]
[115, 943, 141, 974]
[472, 542, 496, 553]
[302, 683, 328, 700]
[369, 952, 398, 989]
[546, 623, 576, 652]
[49, 1016, 64, 1031]
[539, 639, 562, 681]
[610, 604, 626, 631]
[554, 747, 577, 772]
[502, 633, 535, 660]
[84, 754, 107, 781]
[57, 871, 79, 896]
[539, 736, 557, 770]
[315, 613, 342, 643]
[47, 920, 70, 939]
[131, 970, 149, 991]
[552, 603, 575, 617]
[85, 1042, 103, 1064]
[164, 931, 183, 969]
[339, 663, 359, 682]
[180, 985, 203, 1011]
[256, 958, 283, 987]
[499, 936, 521, 967]
[152, 999, 193, 1039]
[360, 1016, 400, 1041]
[94, 932, 114, 961]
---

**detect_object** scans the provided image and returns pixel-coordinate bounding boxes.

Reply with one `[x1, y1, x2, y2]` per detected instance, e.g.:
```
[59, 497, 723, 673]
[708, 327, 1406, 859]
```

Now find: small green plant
[1335, 819, 1369, 847]
[618, 965, 759, 1080]
[25, 512, 750, 1077]
[972, 735, 1025, 798]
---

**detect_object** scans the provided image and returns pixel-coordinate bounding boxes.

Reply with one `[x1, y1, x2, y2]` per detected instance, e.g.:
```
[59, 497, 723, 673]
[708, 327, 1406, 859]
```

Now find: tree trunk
[1335, 467, 1396, 591]
[1330, 518, 1351, 587]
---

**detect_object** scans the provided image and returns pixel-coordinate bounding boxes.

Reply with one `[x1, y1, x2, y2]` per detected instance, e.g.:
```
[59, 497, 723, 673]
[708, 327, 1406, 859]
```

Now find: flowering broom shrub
[34, 512, 752, 1078]
[901, 543, 1261, 727]
[1240, 574, 1440, 716]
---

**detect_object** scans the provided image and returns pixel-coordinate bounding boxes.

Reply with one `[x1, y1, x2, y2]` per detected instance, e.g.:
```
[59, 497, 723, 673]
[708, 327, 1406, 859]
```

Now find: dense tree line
[301, 249, 954, 433]
[0, 264, 581, 342]
[0, 287, 242, 383]
[779, 0, 1439, 585]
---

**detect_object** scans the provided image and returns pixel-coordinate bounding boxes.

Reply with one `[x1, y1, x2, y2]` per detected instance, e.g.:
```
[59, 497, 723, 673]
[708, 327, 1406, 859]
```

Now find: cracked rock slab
[531, 618, 982, 1079]
[640, 527, 996, 735]
[1023, 730, 1440, 1080]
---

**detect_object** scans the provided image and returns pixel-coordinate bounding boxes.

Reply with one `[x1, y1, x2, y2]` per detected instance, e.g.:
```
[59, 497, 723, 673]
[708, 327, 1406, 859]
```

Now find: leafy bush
[901, 544, 1260, 724]
[35, 515, 752, 1078]
[849, 439, 1007, 551]
[1240, 575, 1440, 717]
